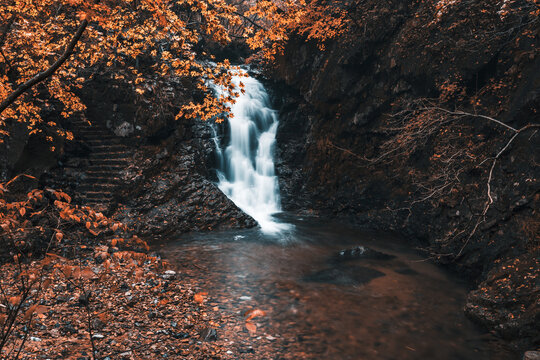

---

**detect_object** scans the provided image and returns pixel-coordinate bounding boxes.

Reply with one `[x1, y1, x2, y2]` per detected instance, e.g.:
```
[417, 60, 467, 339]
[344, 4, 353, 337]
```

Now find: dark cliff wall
[271, 0, 539, 349]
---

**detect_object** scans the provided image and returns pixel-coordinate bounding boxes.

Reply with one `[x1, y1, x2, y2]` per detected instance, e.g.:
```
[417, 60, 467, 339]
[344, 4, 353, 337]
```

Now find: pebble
[29, 336, 42, 342]
[239, 296, 252, 301]
[162, 270, 177, 279]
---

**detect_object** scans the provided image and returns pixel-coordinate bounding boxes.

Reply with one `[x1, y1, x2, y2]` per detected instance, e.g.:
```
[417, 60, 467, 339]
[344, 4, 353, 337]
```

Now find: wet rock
[114, 123, 256, 235]
[465, 253, 539, 347]
[303, 265, 385, 285]
[332, 246, 395, 263]
[162, 270, 177, 280]
[114, 121, 134, 137]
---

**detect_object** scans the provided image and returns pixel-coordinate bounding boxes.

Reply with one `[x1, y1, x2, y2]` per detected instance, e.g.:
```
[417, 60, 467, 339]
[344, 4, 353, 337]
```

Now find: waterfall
[211, 71, 288, 234]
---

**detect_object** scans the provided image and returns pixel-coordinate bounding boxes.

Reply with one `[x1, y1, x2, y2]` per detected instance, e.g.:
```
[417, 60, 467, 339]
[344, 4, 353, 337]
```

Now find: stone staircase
[48, 119, 133, 212]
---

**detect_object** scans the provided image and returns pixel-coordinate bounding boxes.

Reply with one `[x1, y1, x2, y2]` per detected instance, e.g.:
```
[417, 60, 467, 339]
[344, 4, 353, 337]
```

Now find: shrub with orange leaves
[0, 174, 170, 358]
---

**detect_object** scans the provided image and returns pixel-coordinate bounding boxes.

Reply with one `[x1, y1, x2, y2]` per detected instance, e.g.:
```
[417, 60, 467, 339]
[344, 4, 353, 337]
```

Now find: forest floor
[0, 239, 231, 359]
[0, 179, 229, 359]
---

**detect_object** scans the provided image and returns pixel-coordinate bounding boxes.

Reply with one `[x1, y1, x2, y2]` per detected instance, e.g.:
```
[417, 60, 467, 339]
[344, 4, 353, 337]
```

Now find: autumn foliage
[0, 0, 250, 144]
[0, 174, 197, 358]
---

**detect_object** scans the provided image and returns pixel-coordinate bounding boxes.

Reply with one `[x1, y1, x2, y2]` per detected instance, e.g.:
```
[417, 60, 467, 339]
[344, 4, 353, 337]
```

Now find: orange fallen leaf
[135, 269, 144, 280]
[8, 296, 21, 306]
[194, 292, 208, 304]
[23, 304, 38, 321]
[42, 278, 52, 291]
[80, 268, 96, 279]
[35, 305, 49, 316]
[245, 309, 266, 322]
[245, 322, 257, 335]
[98, 312, 110, 324]
[46, 252, 67, 261]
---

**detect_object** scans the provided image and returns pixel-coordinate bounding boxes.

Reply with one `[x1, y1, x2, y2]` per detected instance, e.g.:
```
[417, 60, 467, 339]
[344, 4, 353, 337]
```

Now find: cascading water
[211, 71, 289, 234]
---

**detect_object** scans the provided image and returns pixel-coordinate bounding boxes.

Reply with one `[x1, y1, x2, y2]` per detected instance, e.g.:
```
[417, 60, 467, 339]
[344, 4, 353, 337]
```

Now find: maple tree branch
[0, 19, 89, 116]
[197, 0, 267, 31]
[232, 10, 267, 31]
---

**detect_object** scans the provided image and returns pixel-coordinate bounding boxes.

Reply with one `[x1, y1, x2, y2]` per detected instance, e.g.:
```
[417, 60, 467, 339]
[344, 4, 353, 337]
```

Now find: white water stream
[211, 72, 289, 234]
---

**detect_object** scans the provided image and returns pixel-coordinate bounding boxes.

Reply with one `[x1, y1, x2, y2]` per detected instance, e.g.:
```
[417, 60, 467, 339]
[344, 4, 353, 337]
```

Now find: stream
[160, 71, 514, 359]
[160, 218, 514, 359]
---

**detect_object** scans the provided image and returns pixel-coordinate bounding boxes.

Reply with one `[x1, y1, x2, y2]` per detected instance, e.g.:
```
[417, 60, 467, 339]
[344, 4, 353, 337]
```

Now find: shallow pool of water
[159, 216, 515, 359]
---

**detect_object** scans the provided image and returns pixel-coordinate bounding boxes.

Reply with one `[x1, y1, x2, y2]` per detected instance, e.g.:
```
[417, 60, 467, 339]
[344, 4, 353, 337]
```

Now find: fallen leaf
[245, 309, 266, 322]
[8, 296, 21, 306]
[35, 305, 49, 316]
[80, 268, 96, 280]
[194, 292, 208, 304]
[245, 322, 257, 335]
[42, 278, 52, 291]
[23, 304, 39, 320]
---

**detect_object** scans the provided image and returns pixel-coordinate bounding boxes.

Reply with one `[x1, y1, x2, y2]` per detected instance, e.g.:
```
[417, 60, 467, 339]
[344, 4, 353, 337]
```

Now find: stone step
[70, 122, 93, 128]
[90, 152, 131, 160]
[79, 131, 113, 137]
[85, 170, 120, 177]
[86, 165, 126, 172]
[83, 176, 121, 184]
[82, 191, 113, 200]
[91, 144, 127, 152]
[79, 183, 118, 192]
[86, 138, 123, 145]
[89, 159, 129, 166]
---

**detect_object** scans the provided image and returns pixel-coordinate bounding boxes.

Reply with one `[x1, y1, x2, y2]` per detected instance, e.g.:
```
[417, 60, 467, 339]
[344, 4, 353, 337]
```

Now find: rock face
[113, 120, 256, 236]
[269, 0, 539, 350]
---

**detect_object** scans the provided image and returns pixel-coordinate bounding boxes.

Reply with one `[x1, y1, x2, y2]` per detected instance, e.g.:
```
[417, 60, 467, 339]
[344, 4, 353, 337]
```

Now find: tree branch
[421, 106, 519, 133]
[0, 19, 89, 116]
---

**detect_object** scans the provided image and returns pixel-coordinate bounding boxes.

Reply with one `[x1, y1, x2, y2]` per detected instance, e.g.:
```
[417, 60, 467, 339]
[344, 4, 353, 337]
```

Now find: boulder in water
[303, 265, 385, 285]
[333, 246, 395, 263]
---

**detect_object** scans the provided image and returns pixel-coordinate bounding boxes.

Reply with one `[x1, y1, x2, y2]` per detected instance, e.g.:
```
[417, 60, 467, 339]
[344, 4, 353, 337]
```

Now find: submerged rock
[303, 265, 385, 285]
[333, 246, 395, 263]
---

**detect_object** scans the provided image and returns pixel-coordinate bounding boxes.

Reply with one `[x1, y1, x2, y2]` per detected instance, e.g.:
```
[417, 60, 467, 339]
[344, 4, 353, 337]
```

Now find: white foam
[211, 72, 290, 234]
